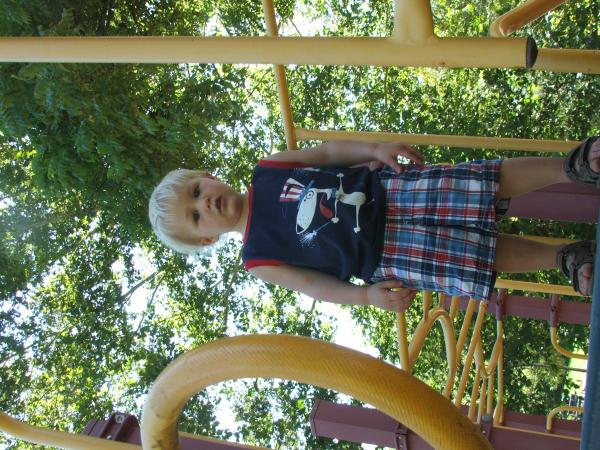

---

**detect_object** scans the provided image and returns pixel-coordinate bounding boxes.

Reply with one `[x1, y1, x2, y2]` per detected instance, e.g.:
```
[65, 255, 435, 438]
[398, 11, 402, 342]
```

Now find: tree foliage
[0, 0, 598, 448]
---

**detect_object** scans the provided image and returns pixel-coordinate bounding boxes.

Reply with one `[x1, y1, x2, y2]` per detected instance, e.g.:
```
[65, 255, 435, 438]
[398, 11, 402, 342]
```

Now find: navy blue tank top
[242, 160, 385, 281]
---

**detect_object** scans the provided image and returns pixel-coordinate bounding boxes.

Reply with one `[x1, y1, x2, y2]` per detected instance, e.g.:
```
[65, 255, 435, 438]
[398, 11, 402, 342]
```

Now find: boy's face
[169, 174, 245, 246]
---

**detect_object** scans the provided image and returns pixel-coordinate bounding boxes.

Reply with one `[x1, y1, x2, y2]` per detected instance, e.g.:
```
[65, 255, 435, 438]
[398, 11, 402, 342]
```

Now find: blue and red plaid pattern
[371, 160, 502, 300]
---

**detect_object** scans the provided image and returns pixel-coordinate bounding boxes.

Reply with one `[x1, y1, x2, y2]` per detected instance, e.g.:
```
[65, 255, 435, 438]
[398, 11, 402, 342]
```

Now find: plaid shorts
[371, 160, 502, 300]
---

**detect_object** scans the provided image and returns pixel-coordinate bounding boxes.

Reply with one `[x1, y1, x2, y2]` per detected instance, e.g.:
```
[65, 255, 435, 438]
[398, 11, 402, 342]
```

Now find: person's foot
[564, 137, 600, 186]
[557, 241, 595, 297]
[577, 262, 593, 296]
[590, 138, 600, 173]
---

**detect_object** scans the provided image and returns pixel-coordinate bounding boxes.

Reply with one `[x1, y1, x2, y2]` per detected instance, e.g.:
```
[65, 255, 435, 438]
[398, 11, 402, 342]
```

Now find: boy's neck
[232, 192, 250, 235]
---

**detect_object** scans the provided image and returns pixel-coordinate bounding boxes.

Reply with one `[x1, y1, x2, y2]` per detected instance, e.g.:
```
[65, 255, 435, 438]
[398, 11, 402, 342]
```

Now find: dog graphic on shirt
[279, 174, 366, 238]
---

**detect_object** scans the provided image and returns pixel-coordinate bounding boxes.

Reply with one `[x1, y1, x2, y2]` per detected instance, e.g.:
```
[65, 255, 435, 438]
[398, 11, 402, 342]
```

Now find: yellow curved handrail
[550, 327, 588, 360]
[408, 307, 458, 397]
[0, 412, 137, 450]
[546, 405, 583, 432]
[141, 334, 492, 450]
[489, 0, 565, 37]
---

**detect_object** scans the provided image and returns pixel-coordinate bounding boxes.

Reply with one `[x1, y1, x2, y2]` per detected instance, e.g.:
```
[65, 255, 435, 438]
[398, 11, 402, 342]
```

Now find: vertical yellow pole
[455, 301, 488, 407]
[455, 298, 477, 356]
[422, 290, 432, 320]
[477, 375, 488, 423]
[294, 128, 577, 152]
[487, 368, 495, 416]
[493, 346, 505, 425]
[393, 0, 436, 43]
[396, 312, 411, 372]
[468, 366, 482, 420]
[449, 296, 460, 320]
[261, 0, 298, 150]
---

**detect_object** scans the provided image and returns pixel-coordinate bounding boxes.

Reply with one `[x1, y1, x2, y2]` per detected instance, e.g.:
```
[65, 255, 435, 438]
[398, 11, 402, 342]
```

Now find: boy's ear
[199, 235, 219, 246]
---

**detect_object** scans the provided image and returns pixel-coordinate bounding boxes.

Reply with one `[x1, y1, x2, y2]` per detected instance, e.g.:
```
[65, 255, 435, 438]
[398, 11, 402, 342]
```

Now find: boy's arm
[250, 264, 416, 313]
[264, 141, 423, 171]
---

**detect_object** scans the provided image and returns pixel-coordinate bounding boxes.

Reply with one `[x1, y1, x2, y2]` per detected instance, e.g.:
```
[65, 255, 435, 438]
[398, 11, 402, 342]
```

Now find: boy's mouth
[216, 197, 222, 212]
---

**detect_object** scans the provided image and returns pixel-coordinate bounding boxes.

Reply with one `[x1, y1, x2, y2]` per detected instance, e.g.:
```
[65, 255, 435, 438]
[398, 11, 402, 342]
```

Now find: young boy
[149, 138, 599, 312]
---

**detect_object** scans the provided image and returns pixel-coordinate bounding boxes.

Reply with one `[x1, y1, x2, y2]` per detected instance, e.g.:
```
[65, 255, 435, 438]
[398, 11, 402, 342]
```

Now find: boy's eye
[192, 210, 200, 223]
[193, 186, 200, 198]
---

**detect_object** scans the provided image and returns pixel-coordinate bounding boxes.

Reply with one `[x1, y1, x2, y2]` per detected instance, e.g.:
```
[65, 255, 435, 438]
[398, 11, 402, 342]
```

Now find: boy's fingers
[377, 280, 405, 289]
[401, 145, 423, 162]
[405, 148, 424, 163]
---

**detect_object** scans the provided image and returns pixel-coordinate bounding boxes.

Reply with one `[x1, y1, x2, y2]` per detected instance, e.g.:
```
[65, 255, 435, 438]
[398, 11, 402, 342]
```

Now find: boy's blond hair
[148, 169, 214, 255]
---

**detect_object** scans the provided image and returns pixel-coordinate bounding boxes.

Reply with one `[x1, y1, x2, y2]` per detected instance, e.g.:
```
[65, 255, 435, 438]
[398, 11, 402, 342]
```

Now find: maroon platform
[506, 182, 599, 223]
[309, 400, 581, 450]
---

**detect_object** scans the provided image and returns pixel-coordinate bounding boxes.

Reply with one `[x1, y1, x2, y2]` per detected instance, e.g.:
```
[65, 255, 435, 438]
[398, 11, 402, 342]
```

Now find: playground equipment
[0, 0, 598, 449]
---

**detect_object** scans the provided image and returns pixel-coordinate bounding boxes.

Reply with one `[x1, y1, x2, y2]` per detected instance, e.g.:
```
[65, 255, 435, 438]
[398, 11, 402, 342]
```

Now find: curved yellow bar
[550, 327, 588, 360]
[455, 301, 489, 407]
[546, 405, 583, 432]
[141, 335, 492, 450]
[0, 412, 137, 450]
[489, 0, 565, 37]
[408, 308, 458, 397]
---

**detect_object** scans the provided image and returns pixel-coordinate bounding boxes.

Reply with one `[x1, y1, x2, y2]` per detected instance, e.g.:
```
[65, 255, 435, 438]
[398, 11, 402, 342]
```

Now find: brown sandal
[564, 136, 600, 187]
[557, 240, 595, 296]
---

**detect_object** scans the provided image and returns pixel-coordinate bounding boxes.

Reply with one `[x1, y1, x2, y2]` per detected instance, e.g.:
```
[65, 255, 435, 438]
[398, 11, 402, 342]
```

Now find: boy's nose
[201, 196, 212, 211]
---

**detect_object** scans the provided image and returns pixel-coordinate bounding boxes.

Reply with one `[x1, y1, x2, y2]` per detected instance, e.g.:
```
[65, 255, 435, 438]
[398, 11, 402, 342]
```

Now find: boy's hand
[366, 280, 416, 312]
[373, 142, 423, 172]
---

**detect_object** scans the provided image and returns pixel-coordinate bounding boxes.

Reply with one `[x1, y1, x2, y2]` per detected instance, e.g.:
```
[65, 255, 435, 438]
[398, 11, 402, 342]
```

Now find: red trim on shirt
[257, 159, 307, 168]
[244, 259, 285, 270]
[243, 186, 254, 244]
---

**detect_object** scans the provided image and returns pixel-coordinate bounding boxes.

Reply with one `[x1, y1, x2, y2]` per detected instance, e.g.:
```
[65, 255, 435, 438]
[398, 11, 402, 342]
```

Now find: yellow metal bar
[477, 376, 488, 423]
[0, 36, 534, 68]
[295, 128, 577, 152]
[455, 301, 488, 407]
[392, 0, 435, 43]
[493, 347, 505, 425]
[141, 335, 493, 450]
[0, 412, 138, 450]
[489, 0, 565, 37]
[484, 324, 503, 376]
[407, 308, 458, 397]
[494, 278, 581, 296]
[422, 290, 432, 320]
[455, 298, 477, 357]
[533, 48, 600, 74]
[396, 311, 411, 372]
[546, 405, 584, 432]
[487, 366, 495, 416]
[261, 0, 297, 150]
[468, 363, 482, 421]
[550, 327, 588, 360]
[449, 295, 460, 320]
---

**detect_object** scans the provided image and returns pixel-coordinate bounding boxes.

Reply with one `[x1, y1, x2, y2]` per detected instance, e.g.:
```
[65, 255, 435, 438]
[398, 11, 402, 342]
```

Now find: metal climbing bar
[0, 35, 536, 68]
[261, 0, 297, 151]
[488, 0, 600, 73]
[489, 0, 566, 37]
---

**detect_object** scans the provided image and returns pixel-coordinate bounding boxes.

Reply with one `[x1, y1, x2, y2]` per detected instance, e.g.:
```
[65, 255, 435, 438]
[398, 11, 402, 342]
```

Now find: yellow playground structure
[0, 0, 599, 449]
